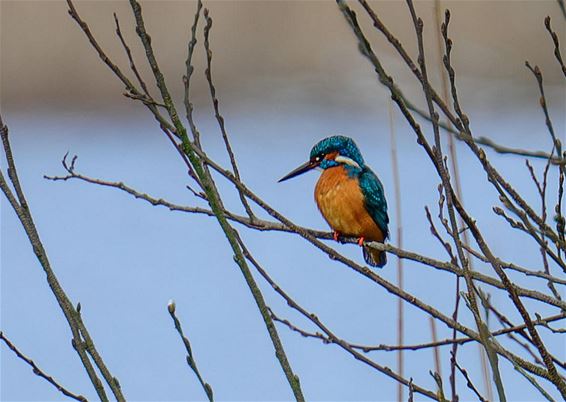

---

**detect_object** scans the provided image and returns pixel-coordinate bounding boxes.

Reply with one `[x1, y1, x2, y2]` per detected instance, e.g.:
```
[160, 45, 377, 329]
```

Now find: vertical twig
[388, 99, 404, 402]
[183, 0, 204, 148]
[202, 9, 256, 221]
[440, 9, 566, 397]
[544, 17, 566, 77]
[429, 317, 441, 379]
[433, 2, 492, 399]
[407, 2, 503, 399]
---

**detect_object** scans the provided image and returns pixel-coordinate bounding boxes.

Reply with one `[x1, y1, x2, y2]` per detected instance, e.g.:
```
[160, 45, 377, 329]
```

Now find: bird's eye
[315, 156, 322, 162]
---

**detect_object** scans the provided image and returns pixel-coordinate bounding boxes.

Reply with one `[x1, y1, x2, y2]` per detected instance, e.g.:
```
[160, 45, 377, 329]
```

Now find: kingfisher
[279, 135, 389, 267]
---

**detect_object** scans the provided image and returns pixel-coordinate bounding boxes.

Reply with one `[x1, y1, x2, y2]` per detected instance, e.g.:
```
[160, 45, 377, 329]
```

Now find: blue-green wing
[359, 168, 389, 239]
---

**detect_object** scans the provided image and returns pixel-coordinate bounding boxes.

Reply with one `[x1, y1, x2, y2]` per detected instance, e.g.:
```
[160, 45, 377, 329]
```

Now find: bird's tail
[363, 245, 386, 268]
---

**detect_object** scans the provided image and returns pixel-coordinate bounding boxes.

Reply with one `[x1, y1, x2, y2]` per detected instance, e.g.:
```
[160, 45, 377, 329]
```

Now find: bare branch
[45, 159, 566, 312]
[167, 302, 214, 402]
[0, 331, 88, 402]
[441, 11, 566, 396]
[0, 113, 119, 402]
[454, 358, 488, 402]
[236, 238, 439, 400]
[113, 13, 151, 98]
[544, 16, 566, 77]
[202, 9, 256, 222]
[124, 1, 305, 399]
[184, 0, 203, 147]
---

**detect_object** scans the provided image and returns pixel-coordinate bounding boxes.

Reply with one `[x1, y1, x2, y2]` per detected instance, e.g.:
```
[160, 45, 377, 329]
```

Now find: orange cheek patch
[324, 151, 339, 160]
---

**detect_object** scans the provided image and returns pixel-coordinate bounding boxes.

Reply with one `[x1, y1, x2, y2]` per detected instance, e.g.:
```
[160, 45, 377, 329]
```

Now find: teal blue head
[279, 135, 364, 182]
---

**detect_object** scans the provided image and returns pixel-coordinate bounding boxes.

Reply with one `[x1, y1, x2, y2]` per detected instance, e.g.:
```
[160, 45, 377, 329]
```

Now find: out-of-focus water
[2, 1, 565, 399]
[2, 81, 564, 400]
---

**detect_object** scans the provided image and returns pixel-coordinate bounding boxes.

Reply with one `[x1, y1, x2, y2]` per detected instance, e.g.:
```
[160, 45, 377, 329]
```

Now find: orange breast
[314, 166, 384, 242]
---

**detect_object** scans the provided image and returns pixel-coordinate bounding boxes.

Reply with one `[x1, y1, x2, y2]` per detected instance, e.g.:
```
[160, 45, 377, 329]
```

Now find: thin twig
[202, 9, 256, 222]
[67, 0, 174, 132]
[45, 160, 566, 311]
[113, 13, 151, 98]
[0, 331, 88, 402]
[353, 313, 565, 353]
[337, 0, 563, 391]
[0, 114, 116, 402]
[544, 17, 566, 77]
[441, 12, 566, 396]
[406, 3, 502, 398]
[125, 2, 305, 399]
[200, 148, 557, 381]
[184, 0, 203, 148]
[454, 358, 488, 402]
[357, 0, 565, 166]
[237, 239, 439, 400]
[167, 301, 213, 402]
[388, 97, 405, 402]
[429, 317, 442, 379]
[525, 62, 561, 160]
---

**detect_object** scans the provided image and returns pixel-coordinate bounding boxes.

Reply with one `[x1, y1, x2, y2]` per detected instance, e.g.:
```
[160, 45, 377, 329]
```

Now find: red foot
[333, 231, 341, 242]
[357, 236, 365, 246]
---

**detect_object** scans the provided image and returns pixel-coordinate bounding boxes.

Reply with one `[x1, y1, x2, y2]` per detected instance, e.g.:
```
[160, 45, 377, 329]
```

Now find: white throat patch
[335, 155, 361, 169]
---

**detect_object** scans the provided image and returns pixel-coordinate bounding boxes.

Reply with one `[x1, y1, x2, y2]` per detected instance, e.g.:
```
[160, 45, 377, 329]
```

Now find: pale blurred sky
[1, 1, 565, 401]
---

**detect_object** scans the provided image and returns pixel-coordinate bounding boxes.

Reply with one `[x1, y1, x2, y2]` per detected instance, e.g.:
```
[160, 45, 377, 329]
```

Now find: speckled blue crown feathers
[310, 135, 365, 168]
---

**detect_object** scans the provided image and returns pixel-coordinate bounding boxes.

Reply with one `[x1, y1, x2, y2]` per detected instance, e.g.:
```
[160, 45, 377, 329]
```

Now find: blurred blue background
[1, 1, 565, 401]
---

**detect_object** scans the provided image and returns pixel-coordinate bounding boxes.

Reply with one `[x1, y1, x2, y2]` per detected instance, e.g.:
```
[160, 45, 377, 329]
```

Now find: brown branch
[337, 0, 564, 392]
[441, 12, 566, 396]
[66, 0, 176, 140]
[408, 5, 503, 397]
[357, 0, 565, 166]
[462, 241, 566, 285]
[113, 13, 151, 98]
[124, 2, 305, 399]
[352, 313, 566, 353]
[184, 0, 203, 148]
[535, 313, 566, 334]
[525, 62, 561, 159]
[527, 157, 564, 301]
[358, 0, 564, 257]
[60, 1, 566, 397]
[0, 114, 117, 402]
[45, 160, 566, 312]
[202, 9, 256, 222]
[545, 16, 566, 77]
[198, 148, 556, 381]
[387, 99, 405, 402]
[0, 331, 88, 402]
[236, 238, 439, 400]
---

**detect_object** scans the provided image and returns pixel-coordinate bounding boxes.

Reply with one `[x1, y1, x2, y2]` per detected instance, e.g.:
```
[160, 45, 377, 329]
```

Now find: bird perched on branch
[279, 135, 389, 267]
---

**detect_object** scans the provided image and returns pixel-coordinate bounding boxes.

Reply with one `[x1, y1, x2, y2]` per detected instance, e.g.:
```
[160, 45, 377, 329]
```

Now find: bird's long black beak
[278, 160, 318, 182]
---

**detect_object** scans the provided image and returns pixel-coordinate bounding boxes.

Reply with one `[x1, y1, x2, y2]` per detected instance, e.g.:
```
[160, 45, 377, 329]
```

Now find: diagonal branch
[235, 238, 439, 400]
[0, 115, 118, 402]
[203, 9, 256, 221]
[0, 331, 88, 402]
[44, 160, 566, 311]
[125, 2, 306, 399]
